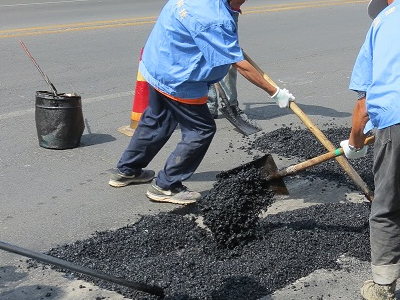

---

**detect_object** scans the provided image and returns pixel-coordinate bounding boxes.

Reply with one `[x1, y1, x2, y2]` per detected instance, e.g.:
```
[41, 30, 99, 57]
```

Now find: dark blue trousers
[117, 85, 216, 190]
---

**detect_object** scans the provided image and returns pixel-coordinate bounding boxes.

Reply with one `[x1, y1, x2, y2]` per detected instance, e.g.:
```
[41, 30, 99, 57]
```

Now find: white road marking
[0, 0, 89, 8]
[0, 91, 133, 121]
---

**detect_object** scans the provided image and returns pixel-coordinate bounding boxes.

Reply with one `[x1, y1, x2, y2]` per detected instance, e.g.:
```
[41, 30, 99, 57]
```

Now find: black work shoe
[146, 179, 201, 205]
[108, 169, 155, 187]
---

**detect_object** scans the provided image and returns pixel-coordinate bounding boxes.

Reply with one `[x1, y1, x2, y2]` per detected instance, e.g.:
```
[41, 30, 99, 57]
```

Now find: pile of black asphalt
[30, 126, 373, 300]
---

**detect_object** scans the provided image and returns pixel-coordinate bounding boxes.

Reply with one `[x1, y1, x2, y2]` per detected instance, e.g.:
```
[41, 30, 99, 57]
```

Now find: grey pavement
[0, 0, 386, 299]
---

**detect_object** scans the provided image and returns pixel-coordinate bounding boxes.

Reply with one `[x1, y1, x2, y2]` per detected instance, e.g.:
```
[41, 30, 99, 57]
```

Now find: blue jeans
[117, 85, 216, 190]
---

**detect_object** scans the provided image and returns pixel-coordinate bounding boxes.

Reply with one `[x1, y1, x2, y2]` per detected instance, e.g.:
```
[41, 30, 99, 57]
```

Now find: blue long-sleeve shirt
[139, 0, 244, 104]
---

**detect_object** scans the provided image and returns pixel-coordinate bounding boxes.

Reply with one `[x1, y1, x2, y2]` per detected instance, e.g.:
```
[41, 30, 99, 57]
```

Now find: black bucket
[35, 91, 85, 149]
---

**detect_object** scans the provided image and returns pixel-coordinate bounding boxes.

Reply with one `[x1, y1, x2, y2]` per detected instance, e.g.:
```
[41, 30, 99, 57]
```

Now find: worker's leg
[219, 65, 239, 108]
[116, 85, 177, 175]
[156, 98, 216, 190]
[207, 84, 218, 119]
[370, 124, 400, 284]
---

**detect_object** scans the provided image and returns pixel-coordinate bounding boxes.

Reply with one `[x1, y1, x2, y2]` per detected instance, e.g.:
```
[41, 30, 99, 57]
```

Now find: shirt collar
[224, 0, 242, 14]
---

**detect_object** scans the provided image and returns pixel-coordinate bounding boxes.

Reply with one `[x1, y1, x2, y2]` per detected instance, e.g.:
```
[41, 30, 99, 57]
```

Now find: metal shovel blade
[224, 154, 289, 195]
[215, 82, 262, 136]
[219, 105, 262, 135]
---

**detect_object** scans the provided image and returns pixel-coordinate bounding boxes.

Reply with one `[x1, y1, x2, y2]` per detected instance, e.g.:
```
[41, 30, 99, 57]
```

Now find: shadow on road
[80, 133, 116, 147]
[241, 102, 352, 120]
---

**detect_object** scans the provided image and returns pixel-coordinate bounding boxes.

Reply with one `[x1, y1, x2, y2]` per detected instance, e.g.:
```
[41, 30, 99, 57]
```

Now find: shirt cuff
[356, 90, 366, 100]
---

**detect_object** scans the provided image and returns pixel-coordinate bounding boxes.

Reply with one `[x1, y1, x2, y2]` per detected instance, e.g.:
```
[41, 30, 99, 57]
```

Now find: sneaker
[146, 179, 201, 205]
[108, 169, 155, 187]
[360, 280, 396, 300]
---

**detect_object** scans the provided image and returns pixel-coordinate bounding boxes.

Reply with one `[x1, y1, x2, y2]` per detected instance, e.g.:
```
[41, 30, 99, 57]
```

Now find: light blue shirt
[139, 0, 244, 102]
[349, 1, 400, 133]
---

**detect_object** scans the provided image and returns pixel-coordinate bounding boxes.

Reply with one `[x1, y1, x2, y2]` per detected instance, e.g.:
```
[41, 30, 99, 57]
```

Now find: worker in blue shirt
[340, 0, 400, 298]
[109, 0, 295, 205]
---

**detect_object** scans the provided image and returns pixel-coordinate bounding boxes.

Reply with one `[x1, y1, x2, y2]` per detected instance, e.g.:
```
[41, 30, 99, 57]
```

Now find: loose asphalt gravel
[29, 126, 374, 300]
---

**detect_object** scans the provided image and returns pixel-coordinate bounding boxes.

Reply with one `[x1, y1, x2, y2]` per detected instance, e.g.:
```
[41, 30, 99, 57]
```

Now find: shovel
[264, 135, 375, 181]
[242, 50, 374, 201]
[227, 136, 374, 196]
[0, 240, 164, 297]
[215, 82, 262, 135]
[223, 154, 290, 195]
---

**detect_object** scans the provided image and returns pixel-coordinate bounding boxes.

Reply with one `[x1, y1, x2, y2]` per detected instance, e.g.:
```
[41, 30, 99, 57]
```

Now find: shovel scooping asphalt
[226, 136, 374, 196]
[242, 50, 374, 201]
[0, 240, 164, 297]
[223, 154, 290, 195]
[264, 136, 375, 183]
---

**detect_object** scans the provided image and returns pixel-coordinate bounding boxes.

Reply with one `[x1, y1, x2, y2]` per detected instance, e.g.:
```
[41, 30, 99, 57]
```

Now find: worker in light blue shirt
[109, 0, 295, 205]
[139, 0, 244, 102]
[349, 7, 400, 133]
[340, 0, 400, 298]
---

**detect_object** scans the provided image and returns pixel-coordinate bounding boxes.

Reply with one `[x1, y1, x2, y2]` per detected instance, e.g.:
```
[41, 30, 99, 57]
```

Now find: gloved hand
[271, 87, 295, 108]
[340, 139, 368, 159]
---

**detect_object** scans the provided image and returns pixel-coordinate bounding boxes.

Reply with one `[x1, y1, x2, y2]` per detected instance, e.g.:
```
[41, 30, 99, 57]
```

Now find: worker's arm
[340, 96, 370, 159]
[232, 59, 295, 108]
[233, 59, 277, 95]
[349, 97, 369, 149]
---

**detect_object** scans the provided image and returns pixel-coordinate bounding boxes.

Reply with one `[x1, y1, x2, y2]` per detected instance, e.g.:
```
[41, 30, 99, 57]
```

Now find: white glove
[340, 139, 368, 159]
[271, 87, 295, 108]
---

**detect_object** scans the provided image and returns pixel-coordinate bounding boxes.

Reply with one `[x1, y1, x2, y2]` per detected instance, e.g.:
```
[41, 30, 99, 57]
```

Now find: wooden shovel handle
[243, 49, 374, 201]
[272, 135, 375, 179]
[289, 101, 374, 201]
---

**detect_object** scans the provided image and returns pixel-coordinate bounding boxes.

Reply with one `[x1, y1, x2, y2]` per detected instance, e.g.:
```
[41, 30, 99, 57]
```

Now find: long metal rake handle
[0, 240, 164, 297]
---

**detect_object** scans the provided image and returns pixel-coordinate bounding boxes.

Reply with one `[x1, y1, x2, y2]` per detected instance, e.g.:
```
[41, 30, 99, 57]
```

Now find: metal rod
[19, 40, 58, 96]
[0, 240, 164, 297]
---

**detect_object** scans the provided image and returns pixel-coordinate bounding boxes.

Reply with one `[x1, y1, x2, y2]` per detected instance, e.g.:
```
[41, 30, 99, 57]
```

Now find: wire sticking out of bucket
[20, 40, 58, 96]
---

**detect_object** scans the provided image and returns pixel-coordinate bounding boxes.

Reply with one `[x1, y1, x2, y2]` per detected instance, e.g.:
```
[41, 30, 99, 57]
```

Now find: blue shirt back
[349, 2, 400, 132]
[139, 0, 244, 103]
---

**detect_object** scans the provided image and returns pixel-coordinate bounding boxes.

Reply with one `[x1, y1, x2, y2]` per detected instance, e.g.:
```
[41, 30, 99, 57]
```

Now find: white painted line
[0, 91, 133, 121]
[0, 0, 89, 8]
[0, 108, 35, 120]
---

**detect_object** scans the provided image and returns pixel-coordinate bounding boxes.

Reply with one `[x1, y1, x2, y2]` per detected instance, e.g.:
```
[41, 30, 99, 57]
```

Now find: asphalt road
[0, 0, 378, 299]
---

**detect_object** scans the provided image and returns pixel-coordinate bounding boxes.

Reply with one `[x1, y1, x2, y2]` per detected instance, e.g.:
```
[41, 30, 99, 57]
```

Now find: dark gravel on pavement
[35, 202, 370, 300]
[29, 126, 374, 300]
